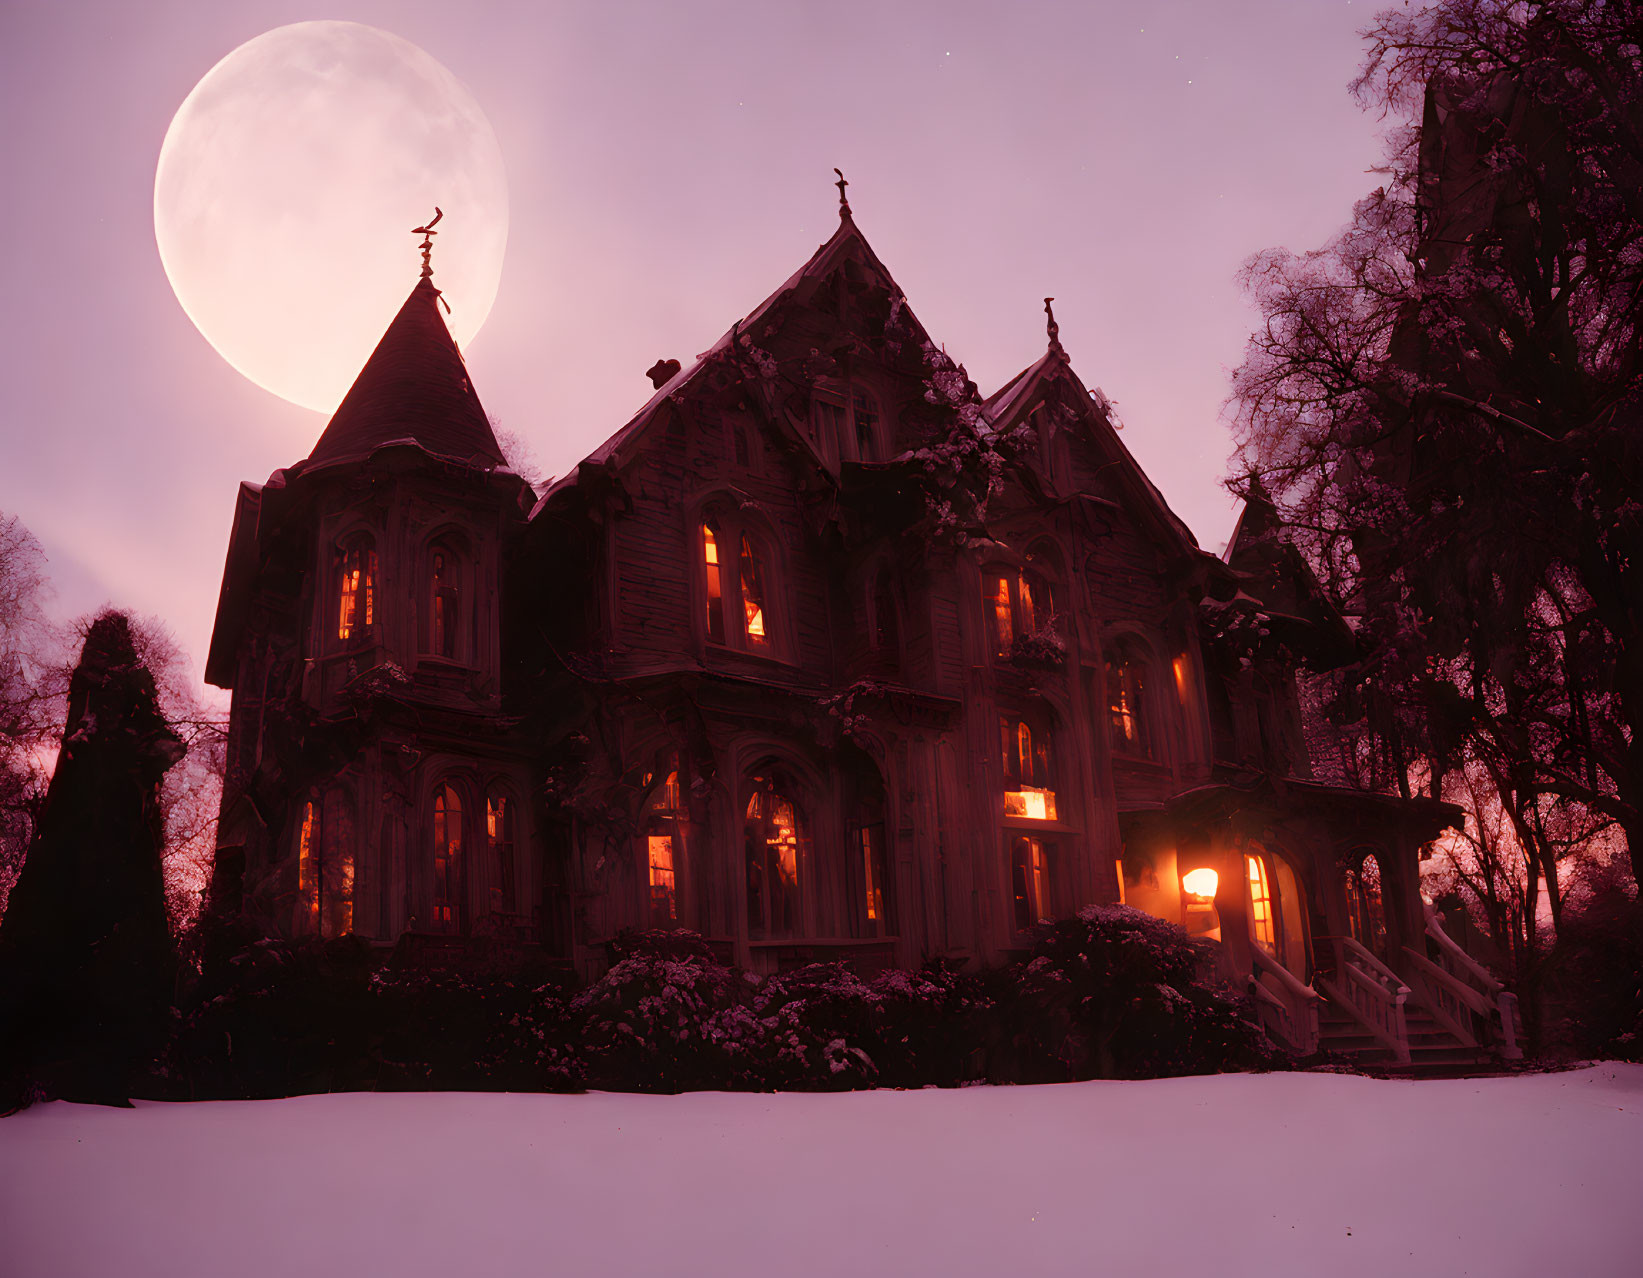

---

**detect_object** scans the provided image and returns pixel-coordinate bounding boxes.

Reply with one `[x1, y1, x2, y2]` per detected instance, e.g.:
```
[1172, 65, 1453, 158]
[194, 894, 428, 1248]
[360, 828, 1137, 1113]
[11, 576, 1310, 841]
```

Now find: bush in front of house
[569, 931, 759, 1092]
[151, 916, 1286, 1101]
[996, 904, 1282, 1081]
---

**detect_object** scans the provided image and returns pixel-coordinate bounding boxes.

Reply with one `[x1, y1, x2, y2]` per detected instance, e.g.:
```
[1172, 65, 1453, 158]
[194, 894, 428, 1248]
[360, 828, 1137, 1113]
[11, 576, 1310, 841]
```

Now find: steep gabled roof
[532, 210, 918, 517]
[983, 342, 1203, 560]
[307, 277, 505, 470]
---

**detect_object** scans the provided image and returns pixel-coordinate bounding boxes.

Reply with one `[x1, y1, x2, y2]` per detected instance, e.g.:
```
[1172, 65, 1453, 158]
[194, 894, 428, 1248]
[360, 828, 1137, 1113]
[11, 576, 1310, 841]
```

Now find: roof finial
[412, 208, 451, 312]
[1044, 297, 1065, 358]
[833, 168, 851, 219]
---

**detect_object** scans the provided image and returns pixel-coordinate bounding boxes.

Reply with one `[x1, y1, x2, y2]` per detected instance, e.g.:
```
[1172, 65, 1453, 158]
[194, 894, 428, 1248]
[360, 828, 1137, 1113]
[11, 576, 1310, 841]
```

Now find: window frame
[982, 558, 1059, 659]
[1105, 639, 1163, 763]
[812, 382, 887, 464]
[1000, 705, 1062, 825]
[422, 534, 472, 665]
[636, 755, 702, 932]
[332, 531, 379, 652]
[743, 771, 811, 942]
[696, 505, 787, 659]
[296, 785, 356, 939]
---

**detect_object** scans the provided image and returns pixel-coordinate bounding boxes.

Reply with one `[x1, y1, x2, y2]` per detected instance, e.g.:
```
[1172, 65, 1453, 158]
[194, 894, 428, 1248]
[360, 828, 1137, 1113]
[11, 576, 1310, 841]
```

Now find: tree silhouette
[0, 611, 183, 1106]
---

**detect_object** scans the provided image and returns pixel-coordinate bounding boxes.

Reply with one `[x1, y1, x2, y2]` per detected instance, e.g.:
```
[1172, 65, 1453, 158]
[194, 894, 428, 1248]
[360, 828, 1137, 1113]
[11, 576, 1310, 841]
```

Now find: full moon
[154, 22, 509, 414]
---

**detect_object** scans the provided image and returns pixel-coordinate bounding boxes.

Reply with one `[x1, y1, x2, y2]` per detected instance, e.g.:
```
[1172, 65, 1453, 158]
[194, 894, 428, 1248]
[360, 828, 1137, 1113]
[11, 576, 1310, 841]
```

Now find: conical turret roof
[306, 277, 505, 469]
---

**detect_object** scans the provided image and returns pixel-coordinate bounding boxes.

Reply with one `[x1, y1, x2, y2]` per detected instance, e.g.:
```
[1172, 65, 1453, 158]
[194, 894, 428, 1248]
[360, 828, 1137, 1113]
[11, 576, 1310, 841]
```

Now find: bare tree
[0, 514, 64, 916]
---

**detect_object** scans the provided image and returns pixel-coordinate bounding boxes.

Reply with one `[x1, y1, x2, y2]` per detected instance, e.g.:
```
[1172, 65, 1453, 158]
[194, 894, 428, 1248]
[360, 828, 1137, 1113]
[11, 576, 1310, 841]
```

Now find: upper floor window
[1107, 644, 1157, 759]
[812, 386, 886, 464]
[428, 541, 464, 660]
[297, 788, 354, 938]
[984, 564, 1057, 657]
[701, 513, 778, 655]
[1001, 710, 1057, 821]
[336, 536, 377, 644]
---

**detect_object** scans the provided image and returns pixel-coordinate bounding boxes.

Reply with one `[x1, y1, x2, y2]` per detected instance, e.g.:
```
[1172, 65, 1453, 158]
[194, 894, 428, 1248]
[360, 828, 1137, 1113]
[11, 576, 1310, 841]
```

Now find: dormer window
[852, 390, 882, 461]
[336, 536, 377, 644]
[700, 513, 780, 655]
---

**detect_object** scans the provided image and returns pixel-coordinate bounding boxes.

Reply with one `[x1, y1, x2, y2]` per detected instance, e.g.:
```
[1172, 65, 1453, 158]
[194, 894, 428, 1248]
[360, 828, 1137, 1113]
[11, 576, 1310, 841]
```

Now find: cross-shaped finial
[1044, 297, 1064, 357]
[834, 168, 852, 218]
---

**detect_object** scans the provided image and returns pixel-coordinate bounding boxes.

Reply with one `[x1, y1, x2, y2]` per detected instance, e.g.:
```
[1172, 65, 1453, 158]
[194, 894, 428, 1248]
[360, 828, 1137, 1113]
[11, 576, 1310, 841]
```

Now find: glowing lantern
[1182, 867, 1219, 901]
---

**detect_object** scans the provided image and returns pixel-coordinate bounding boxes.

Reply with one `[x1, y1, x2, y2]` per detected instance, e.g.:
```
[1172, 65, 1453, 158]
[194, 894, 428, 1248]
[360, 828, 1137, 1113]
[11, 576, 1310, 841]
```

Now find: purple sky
[1, 1, 1387, 696]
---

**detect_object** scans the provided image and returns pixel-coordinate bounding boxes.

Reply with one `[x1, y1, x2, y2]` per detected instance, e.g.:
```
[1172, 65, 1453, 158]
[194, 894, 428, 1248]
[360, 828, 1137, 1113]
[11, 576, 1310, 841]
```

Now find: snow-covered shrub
[569, 934, 754, 1092]
[997, 905, 1284, 1080]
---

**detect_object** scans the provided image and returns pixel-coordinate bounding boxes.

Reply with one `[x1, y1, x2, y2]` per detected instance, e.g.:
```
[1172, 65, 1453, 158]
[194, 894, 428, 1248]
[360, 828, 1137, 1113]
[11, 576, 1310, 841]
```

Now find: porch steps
[1317, 1002, 1505, 1079]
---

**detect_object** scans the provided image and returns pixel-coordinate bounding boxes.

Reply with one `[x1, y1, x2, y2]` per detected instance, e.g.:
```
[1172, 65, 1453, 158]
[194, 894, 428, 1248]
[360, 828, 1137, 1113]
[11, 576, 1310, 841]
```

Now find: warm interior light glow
[1004, 786, 1057, 821]
[1173, 655, 1190, 700]
[1182, 867, 1219, 900]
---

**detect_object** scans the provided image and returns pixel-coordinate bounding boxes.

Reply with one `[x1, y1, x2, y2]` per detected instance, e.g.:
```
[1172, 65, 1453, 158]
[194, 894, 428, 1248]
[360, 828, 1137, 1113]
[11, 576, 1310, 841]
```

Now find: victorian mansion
[206, 194, 1523, 1067]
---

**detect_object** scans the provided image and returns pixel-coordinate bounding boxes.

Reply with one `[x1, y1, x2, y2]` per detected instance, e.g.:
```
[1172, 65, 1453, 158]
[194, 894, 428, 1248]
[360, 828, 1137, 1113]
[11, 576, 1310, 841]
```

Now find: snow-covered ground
[2, 1065, 1640, 1277]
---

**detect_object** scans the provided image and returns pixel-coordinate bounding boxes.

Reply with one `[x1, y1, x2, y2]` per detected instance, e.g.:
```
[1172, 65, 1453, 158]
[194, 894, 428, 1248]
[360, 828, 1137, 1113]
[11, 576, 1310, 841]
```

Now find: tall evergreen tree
[0, 612, 184, 1106]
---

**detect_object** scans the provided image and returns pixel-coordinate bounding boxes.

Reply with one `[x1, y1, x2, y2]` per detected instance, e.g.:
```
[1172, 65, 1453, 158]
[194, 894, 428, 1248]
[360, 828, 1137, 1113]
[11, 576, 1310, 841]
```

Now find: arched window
[1344, 851, 1386, 957]
[432, 783, 464, 934]
[296, 788, 355, 938]
[639, 761, 699, 930]
[1247, 851, 1279, 951]
[1001, 709, 1057, 820]
[703, 519, 726, 644]
[1011, 836, 1052, 931]
[428, 541, 464, 660]
[486, 785, 516, 914]
[1106, 645, 1156, 759]
[744, 774, 808, 940]
[984, 556, 1059, 658]
[336, 536, 377, 644]
[986, 569, 1015, 654]
[699, 511, 781, 655]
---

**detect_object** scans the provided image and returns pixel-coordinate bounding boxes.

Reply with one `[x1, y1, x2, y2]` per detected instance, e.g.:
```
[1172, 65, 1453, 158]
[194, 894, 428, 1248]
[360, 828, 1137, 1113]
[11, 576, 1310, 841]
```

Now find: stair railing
[1416, 906, 1523, 1060]
[1317, 934, 1411, 1064]
[1248, 944, 1320, 1056]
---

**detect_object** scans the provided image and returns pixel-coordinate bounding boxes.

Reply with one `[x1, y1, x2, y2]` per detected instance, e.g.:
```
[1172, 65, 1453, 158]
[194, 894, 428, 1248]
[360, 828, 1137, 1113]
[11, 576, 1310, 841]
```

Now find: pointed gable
[531, 208, 933, 518]
[307, 277, 505, 470]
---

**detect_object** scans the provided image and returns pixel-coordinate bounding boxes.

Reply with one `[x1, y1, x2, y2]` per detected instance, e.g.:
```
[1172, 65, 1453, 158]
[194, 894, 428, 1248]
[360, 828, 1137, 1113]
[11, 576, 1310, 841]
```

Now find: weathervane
[1044, 297, 1064, 358]
[412, 207, 452, 312]
[834, 168, 851, 219]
